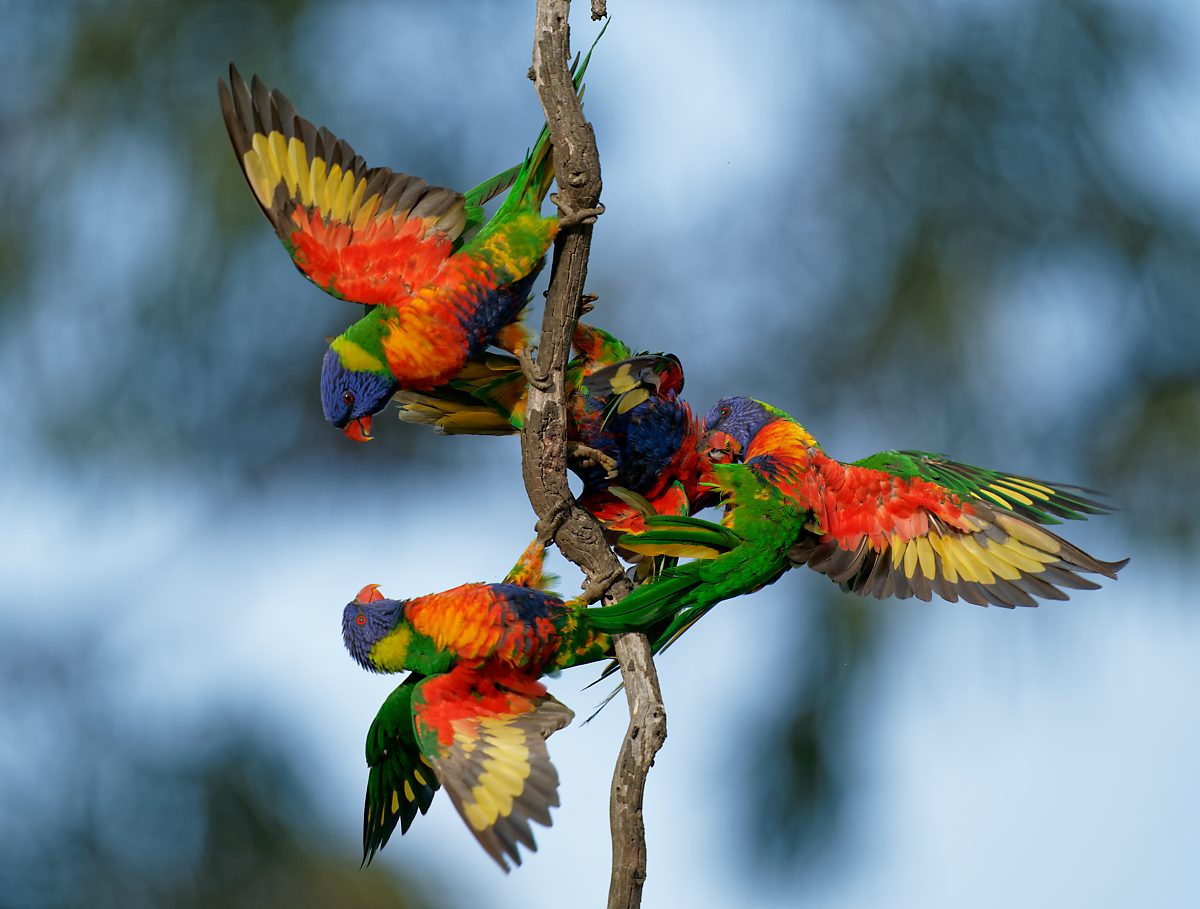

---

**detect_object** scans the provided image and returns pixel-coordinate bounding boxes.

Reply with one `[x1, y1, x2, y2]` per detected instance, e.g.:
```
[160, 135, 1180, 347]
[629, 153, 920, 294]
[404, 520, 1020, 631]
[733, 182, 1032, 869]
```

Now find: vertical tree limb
[524, 3, 667, 908]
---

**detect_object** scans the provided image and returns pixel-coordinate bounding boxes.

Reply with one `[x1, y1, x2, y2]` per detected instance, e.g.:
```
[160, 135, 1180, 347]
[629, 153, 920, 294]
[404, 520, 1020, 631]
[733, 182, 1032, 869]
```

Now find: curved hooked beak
[342, 415, 373, 442]
[701, 429, 741, 463]
[355, 583, 384, 604]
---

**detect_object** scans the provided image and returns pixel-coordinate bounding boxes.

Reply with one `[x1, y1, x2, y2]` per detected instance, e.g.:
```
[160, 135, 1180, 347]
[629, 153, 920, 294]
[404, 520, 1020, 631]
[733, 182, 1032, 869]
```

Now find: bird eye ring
[355, 614, 366, 626]
[343, 391, 355, 406]
[719, 406, 731, 418]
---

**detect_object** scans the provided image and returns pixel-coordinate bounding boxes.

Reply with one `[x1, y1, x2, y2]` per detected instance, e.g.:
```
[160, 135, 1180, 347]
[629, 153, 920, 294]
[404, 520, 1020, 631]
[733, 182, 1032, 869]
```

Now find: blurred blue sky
[2, 0, 1198, 906]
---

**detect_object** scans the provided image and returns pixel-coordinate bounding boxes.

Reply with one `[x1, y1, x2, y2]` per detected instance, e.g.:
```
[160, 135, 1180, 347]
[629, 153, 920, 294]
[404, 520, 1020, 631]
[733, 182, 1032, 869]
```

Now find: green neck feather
[334, 309, 390, 375]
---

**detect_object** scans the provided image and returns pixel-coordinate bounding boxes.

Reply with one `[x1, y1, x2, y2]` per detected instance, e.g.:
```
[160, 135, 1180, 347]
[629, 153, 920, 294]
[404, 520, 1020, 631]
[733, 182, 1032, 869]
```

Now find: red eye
[343, 391, 355, 406]
[719, 406, 731, 418]
[355, 614, 366, 626]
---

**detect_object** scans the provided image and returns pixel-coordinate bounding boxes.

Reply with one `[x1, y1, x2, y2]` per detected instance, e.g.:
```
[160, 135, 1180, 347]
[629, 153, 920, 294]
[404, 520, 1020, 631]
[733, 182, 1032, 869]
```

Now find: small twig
[525, 4, 667, 908]
[534, 499, 572, 545]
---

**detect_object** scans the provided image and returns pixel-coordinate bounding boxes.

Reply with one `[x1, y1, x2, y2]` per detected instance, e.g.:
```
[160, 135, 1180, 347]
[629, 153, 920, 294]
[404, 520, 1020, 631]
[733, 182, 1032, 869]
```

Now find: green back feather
[589, 462, 809, 653]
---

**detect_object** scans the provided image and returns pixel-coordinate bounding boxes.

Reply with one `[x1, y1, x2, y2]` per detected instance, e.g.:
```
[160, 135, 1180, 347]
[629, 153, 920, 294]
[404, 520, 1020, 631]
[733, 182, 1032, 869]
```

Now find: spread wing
[362, 675, 441, 865]
[853, 450, 1114, 525]
[792, 456, 1127, 607]
[570, 353, 692, 496]
[412, 666, 573, 871]
[219, 65, 468, 308]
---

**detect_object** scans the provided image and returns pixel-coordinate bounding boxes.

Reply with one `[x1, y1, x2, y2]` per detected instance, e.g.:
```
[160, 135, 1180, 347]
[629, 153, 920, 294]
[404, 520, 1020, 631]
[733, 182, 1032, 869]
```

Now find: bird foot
[518, 345, 553, 392]
[567, 442, 618, 480]
[579, 293, 598, 315]
[551, 193, 605, 227]
[535, 501, 571, 545]
[578, 566, 627, 605]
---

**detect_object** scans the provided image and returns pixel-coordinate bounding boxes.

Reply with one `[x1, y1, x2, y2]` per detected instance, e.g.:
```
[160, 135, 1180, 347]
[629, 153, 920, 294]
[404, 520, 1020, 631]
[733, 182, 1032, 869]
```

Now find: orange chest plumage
[405, 584, 562, 671]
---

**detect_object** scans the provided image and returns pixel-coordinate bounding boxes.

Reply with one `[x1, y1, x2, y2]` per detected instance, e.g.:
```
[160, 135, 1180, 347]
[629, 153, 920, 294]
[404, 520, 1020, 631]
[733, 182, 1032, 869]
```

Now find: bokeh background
[3, 0, 1198, 906]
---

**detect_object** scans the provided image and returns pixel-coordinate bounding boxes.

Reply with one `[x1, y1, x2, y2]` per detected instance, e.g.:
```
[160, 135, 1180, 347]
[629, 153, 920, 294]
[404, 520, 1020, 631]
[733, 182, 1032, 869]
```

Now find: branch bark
[524, 4, 666, 908]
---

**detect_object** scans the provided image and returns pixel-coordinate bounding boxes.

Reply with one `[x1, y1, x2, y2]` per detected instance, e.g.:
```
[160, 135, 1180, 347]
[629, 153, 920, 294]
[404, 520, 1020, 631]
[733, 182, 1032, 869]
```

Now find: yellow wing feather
[801, 501, 1125, 607]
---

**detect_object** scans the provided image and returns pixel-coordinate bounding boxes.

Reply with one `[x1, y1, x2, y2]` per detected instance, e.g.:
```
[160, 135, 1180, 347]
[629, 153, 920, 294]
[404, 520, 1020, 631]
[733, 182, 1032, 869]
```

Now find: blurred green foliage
[716, 0, 1199, 873]
[0, 628, 434, 909]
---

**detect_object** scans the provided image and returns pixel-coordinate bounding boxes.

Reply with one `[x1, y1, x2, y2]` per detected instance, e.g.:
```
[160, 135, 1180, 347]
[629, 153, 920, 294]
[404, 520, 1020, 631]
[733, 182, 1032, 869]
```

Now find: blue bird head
[342, 584, 405, 672]
[701, 396, 772, 458]
[320, 347, 399, 442]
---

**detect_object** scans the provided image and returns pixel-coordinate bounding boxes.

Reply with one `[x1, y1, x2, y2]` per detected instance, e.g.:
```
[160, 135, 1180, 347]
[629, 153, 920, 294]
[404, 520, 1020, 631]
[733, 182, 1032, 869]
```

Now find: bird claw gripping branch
[550, 193, 606, 227]
[395, 322, 720, 536]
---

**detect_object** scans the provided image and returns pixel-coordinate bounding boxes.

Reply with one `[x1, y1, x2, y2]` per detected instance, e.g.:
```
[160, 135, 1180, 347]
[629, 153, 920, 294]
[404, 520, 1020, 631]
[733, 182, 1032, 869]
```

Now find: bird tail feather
[584, 565, 704, 637]
[394, 353, 528, 434]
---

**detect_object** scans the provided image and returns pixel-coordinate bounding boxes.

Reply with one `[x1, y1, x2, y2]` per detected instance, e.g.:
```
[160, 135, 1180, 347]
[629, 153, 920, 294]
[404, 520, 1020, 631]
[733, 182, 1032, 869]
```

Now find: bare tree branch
[524, 3, 666, 908]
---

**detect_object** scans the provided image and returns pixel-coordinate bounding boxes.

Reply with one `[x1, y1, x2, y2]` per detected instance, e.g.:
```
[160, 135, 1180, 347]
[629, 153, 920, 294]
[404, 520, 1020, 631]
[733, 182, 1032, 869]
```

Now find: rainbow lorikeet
[342, 541, 615, 870]
[217, 56, 594, 442]
[589, 396, 1128, 653]
[396, 323, 717, 532]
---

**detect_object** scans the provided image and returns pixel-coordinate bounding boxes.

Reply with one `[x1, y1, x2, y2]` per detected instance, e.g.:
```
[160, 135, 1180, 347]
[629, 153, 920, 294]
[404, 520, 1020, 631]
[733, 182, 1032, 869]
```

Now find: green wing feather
[853, 450, 1114, 525]
[461, 163, 522, 239]
[572, 322, 634, 364]
[394, 320, 651, 436]
[362, 675, 440, 865]
[606, 485, 657, 518]
[618, 514, 742, 559]
[465, 357, 528, 428]
[587, 569, 707, 633]
[592, 462, 810, 649]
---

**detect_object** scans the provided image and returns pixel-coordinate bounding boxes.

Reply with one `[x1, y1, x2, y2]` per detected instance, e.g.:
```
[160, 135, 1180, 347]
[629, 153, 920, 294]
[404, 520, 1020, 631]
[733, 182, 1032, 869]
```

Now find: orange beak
[702, 429, 741, 463]
[342, 415, 373, 442]
[355, 583, 384, 604]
